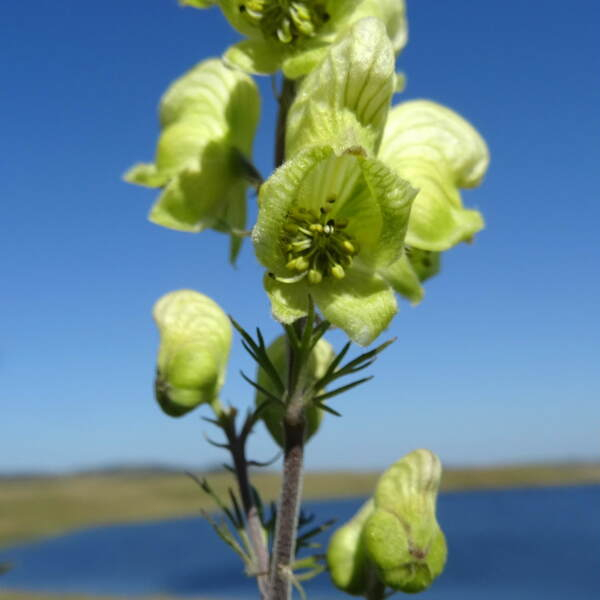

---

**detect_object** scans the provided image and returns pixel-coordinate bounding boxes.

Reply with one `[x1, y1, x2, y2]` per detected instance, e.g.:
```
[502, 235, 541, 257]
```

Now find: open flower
[181, 0, 407, 78]
[124, 59, 260, 261]
[153, 290, 232, 417]
[253, 19, 417, 345]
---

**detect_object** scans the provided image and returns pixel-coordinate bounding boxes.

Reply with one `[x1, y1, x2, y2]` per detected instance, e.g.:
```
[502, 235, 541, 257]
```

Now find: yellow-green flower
[363, 449, 447, 593]
[153, 290, 232, 417]
[327, 498, 375, 596]
[253, 18, 417, 346]
[181, 0, 407, 78]
[254, 334, 334, 446]
[124, 59, 260, 261]
[253, 15, 488, 342]
[327, 449, 447, 595]
[377, 99, 489, 302]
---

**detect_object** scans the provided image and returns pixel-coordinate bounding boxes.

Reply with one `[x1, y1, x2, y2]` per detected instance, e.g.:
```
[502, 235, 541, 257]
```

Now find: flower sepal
[153, 290, 232, 417]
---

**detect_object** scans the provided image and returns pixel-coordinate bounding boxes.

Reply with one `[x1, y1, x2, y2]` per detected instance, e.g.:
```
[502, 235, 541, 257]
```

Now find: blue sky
[2, 0, 599, 473]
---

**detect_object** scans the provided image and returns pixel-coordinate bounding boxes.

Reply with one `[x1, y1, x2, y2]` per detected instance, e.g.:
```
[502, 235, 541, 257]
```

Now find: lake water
[1, 486, 599, 599]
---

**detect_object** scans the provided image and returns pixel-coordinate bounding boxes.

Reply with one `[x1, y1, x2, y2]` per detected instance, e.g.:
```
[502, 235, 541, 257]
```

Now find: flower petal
[379, 252, 425, 305]
[181, 1, 259, 37]
[379, 249, 440, 304]
[263, 275, 310, 324]
[126, 59, 259, 247]
[380, 100, 489, 189]
[153, 289, 232, 416]
[312, 269, 397, 346]
[224, 39, 284, 75]
[358, 157, 417, 268]
[364, 449, 447, 593]
[286, 17, 396, 158]
[379, 100, 488, 250]
[149, 142, 246, 233]
[179, 0, 216, 7]
[397, 158, 484, 250]
[123, 163, 170, 188]
[327, 499, 375, 596]
[339, 0, 408, 55]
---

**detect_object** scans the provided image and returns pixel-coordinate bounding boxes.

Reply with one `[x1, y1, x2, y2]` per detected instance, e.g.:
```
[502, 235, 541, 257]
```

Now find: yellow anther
[280, 196, 357, 282]
[308, 269, 323, 284]
[341, 240, 356, 254]
[294, 256, 310, 271]
[331, 264, 345, 279]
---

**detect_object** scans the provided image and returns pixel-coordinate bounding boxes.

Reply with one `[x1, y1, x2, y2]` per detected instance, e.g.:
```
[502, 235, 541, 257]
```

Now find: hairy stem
[269, 392, 306, 599]
[269, 317, 309, 600]
[269, 75, 305, 600]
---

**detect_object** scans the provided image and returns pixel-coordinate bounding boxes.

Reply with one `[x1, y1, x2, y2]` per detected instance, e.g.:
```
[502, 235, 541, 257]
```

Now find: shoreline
[1, 462, 598, 549]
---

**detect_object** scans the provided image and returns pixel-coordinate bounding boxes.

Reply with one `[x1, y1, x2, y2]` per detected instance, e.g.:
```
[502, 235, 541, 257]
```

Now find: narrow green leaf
[336, 338, 395, 375]
[240, 371, 283, 405]
[315, 402, 342, 417]
[317, 341, 351, 387]
[313, 377, 373, 403]
[201, 510, 251, 565]
[230, 317, 260, 354]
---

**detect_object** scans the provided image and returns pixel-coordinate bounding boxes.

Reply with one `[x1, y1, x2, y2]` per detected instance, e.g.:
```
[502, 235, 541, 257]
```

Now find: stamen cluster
[238, 0, 329, 43]
[277, 198, 359, 284]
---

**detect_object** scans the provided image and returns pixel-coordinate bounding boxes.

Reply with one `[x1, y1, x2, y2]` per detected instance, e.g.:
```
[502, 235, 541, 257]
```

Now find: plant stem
[269, 75, 305, 600]
[275, 77, 296, 168]
[269, 391, 306, 599]
[211, 401, 270, 599]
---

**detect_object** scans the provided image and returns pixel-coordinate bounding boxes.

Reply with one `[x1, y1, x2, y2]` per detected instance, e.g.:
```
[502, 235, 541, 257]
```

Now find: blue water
[1, 486, 599, 599]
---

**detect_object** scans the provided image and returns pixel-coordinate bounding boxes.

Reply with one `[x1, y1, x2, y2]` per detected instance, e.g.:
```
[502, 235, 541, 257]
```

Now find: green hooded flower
[327, 449, 447, 596]
[377, 99, 490, 303]
[254, 334, 334, 447]
[153, 289, 232, 417]
[181, 0, 407, 78]
[124, 59, 260, 261]
[253, 18, 417, 346]
[327, 498, 375, 596]
[363, 449, 447, 593]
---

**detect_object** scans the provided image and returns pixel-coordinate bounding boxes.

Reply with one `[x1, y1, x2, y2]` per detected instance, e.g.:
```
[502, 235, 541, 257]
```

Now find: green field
[1, 462, 599, 550]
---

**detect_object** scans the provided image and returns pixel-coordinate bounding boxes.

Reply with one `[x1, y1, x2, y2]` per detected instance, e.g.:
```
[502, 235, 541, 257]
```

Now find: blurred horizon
[2, 0, 599, 473]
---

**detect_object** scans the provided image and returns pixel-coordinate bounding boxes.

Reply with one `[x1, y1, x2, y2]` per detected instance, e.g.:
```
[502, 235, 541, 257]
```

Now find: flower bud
[363, 449, 447, 593]
[327, 499, 374, 596]
[255, 334, 334, 447]
[153, 290, 231, 417]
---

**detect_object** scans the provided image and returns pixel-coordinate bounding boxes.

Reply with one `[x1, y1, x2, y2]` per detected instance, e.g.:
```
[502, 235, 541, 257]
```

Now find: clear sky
[2, 0, 599, 473]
